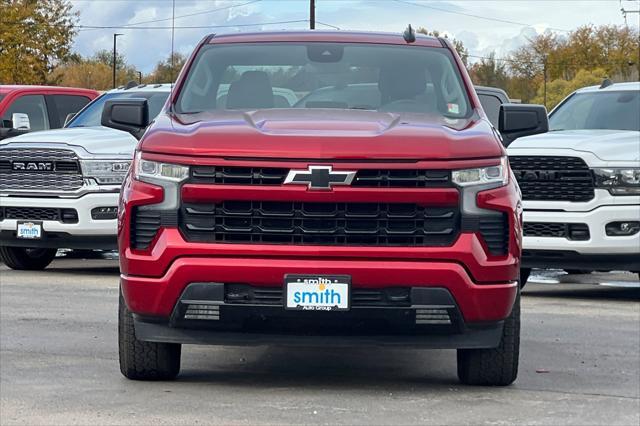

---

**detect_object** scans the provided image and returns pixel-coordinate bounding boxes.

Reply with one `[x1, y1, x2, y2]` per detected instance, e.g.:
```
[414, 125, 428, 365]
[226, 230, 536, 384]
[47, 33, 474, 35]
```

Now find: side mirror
[498, 103, 548, 146]
[101, 98, 149, 140]
[11, 113, 31, 130]
[63, 113, 76, 127]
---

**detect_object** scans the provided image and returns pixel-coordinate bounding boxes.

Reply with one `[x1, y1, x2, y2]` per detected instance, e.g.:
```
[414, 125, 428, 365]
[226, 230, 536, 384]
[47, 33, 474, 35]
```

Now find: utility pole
[310, 0, 315, 29]
[112, 33, 123, 89]
[620, 0, 640, 26]
[138, 71, 142, 85]
[543, 55, 548, 109]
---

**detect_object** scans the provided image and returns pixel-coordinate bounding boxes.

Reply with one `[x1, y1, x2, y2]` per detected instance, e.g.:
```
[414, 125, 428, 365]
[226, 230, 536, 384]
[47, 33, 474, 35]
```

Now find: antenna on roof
[600, 78, 613, 89]
[403, 24, 416, 43]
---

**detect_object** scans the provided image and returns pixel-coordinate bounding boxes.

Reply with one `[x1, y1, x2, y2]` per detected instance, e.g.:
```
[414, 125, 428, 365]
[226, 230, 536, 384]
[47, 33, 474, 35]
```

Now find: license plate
[16, 221, 42, 239]
[285, 275, 350, 311]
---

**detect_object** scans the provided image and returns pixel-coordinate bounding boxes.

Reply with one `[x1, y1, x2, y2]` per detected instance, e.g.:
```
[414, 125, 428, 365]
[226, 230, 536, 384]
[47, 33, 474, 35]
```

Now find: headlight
[593, 168, 640, 195]
[452, 157, 508, 187]
[133, 151, 189, 182]
[80, 160, 132, 185]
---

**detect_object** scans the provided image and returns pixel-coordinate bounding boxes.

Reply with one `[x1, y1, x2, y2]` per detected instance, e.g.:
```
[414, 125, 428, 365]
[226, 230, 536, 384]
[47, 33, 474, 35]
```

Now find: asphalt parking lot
[1, 256, 638, 425]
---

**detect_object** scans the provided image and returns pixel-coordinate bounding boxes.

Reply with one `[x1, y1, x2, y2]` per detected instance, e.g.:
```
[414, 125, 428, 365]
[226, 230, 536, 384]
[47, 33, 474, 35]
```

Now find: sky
[69, 0, 640, 74]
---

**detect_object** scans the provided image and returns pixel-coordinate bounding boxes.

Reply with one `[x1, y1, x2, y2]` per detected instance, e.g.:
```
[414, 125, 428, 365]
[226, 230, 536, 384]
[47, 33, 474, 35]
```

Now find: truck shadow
[177, 346, 461, 389]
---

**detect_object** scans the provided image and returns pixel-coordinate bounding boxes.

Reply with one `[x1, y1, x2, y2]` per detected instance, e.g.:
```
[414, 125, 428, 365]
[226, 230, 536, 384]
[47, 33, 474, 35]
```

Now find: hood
[0, 126, 137, 156]
[140, 109, 503, 160]
[508, 129, 640, 162]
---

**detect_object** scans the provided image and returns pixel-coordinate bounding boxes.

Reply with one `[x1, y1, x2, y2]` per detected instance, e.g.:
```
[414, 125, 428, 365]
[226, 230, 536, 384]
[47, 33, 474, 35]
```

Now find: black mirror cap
[101, 98, 149, 139]
[498, 103, 549, 146]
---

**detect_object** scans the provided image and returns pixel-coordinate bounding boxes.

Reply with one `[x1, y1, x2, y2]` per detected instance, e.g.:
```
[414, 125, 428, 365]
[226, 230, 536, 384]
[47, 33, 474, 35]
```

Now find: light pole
[113, 33, 123, 89]
[310, 0, 315, 29]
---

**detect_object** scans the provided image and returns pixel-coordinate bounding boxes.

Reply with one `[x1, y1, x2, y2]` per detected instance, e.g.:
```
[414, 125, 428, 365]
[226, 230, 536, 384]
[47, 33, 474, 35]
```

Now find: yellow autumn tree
[0, 0, 78, 84]
[532, 68, 608, 110]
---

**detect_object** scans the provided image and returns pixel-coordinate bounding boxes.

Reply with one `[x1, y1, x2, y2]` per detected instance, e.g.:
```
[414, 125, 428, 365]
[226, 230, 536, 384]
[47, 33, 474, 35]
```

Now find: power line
[467, 53, 636, 69]
[393, 0, 571, 33]
[121, 0, 260, 27]
[75, 19, 311, 32]
[71, 0, 261, 33]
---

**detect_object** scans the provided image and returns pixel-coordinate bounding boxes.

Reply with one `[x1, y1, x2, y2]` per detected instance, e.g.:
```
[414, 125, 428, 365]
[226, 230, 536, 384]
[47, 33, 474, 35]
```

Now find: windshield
[67, 91, 169, 128]
[177, 42, 471, 118]
[550, 90, 640, 132]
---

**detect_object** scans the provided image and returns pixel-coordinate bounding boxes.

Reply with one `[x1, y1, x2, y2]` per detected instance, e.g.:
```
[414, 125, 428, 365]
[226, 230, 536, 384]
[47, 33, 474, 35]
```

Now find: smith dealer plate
[16, 221, 42, 239]
[285, 275, 351, 311]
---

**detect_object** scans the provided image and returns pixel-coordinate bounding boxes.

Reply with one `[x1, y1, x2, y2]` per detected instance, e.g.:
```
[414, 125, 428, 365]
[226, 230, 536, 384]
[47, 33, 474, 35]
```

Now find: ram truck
[104, 30, 548, 385]
[0, 84, 171, 270]
[509, 81, 640, 281]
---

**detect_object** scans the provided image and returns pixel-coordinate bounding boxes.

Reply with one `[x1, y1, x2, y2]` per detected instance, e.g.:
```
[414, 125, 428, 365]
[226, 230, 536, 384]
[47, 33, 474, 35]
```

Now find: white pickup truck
[508, 81, 640, 281]
[0, 84, 171, 270]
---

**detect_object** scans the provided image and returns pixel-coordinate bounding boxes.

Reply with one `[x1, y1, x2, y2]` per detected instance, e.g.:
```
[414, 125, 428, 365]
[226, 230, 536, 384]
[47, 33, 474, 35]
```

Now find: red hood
[140, 109, 503, 161]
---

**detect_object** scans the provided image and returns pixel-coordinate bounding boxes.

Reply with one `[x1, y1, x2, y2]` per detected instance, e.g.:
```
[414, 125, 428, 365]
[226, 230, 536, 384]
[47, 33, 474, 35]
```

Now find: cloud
[69, 0, 634, 73]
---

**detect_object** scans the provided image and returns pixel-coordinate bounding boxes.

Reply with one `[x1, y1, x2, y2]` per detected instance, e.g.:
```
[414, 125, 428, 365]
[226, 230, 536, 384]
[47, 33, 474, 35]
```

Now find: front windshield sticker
[447, 103, 460, 114]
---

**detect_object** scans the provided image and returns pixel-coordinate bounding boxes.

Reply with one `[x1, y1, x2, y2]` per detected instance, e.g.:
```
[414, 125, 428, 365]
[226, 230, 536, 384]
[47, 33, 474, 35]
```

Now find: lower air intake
[415, 308, 451, 325]
[184, 304, 220, 320]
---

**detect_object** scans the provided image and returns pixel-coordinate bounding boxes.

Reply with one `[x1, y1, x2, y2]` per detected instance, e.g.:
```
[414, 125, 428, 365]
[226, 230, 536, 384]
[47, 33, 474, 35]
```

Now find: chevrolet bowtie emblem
[284, 166, 356, 190]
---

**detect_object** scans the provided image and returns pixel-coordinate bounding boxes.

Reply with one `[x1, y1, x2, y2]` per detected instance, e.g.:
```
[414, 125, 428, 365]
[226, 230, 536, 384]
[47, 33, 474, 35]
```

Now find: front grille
[509, 156, 594, 202]
[179, 201, 460, 246]
[0, 148, 83, 192]
[189, 166, 452, 188]
[0, 207, 78, 223]
[524, 222, 590, 240]
[225, 284, 411, 307]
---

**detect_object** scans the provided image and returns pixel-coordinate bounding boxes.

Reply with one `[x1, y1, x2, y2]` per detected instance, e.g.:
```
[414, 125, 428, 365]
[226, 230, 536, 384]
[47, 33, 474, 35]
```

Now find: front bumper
[121, 255, 518, 323]
[132, 282, 505, 349]
[0, 193, 119, 249]
[521, 204, 640, 270]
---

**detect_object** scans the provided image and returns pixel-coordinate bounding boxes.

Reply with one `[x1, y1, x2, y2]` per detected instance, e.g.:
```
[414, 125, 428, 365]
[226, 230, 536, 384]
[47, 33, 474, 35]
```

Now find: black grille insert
[1, 207, 78, 223]
[461, 214, 509, 256]
[509, 156, 594, 202]
[180, 201, 460, 246]
[524, 222, 590, 240]
[130, 209, 178, 249]
[189, 166, 452, 188]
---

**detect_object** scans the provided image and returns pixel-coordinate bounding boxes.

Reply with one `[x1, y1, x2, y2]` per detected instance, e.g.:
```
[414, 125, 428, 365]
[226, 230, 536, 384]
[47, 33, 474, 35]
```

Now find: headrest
[226, 71, 274, 109]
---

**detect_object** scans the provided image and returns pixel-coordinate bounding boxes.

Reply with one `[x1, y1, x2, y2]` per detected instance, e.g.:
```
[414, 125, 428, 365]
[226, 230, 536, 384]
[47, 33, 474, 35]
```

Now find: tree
[416, 28, 469, 66]
[145, 53, 187, 84]
[507, 24, 639, 102]
[51, 51, 139, 90]
[532, 68, 607, 109]
[0, 0, 78, 84]
[94, 49, 127, 69]
[469, 52, 509, 89]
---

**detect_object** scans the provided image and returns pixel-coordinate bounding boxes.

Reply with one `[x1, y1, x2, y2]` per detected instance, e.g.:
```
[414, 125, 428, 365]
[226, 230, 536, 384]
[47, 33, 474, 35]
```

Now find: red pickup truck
[103, 30, 548, 385]
[0, 85, 99, 140]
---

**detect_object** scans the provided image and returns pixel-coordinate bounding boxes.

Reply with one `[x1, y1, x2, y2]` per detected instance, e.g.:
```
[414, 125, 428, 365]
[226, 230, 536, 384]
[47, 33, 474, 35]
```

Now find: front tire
[457, 290, 520, 386]
[519, 268, 531, 289]
[0, 247, 57, 270]
[119, 291, 181, 380]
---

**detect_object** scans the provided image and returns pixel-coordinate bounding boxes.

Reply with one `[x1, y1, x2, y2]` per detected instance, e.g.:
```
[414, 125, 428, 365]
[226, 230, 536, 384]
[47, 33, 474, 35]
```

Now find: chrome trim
[0, 142, 130, 198]
[0, 184, 121, 199]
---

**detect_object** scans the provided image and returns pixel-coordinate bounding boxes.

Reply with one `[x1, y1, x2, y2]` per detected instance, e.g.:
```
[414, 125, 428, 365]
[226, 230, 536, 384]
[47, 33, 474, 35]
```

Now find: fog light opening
[91, 206, 118, 220]
[606, 221, 640, 236]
